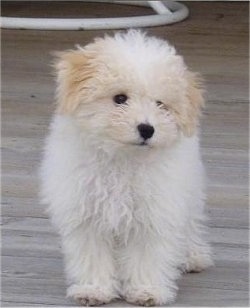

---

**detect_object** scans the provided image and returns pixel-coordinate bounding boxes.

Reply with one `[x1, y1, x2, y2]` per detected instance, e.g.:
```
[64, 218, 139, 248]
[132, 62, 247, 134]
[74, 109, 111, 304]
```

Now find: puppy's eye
[156, 100, 164, 107]
[156, 101, 169, 111]
[113, 94, 128, 105]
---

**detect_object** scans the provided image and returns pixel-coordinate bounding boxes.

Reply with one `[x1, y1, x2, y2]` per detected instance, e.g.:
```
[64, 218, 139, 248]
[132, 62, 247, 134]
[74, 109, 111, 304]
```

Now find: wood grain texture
[1, 1, 249, 307]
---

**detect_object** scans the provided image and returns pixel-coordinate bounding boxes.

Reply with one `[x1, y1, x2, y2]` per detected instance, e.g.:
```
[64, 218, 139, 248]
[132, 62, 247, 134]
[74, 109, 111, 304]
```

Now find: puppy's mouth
[130, 140, 151, 147]
[113, 138, 153, 148]
[139, 140, 148, 146]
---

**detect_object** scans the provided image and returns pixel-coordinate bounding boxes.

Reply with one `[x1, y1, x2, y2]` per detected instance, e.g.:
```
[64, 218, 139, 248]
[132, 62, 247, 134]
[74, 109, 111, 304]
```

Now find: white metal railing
[1, 1, 189, 30]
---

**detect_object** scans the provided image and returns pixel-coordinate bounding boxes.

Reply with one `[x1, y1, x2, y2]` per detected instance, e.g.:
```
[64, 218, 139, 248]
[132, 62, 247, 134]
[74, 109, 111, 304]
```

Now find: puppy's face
[54, 32, 204, 150]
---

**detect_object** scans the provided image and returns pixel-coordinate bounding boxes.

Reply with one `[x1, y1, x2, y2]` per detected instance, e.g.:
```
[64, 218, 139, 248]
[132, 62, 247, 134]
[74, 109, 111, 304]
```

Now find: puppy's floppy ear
[53, 49, 95, 114]
[180, 71, 205, 136]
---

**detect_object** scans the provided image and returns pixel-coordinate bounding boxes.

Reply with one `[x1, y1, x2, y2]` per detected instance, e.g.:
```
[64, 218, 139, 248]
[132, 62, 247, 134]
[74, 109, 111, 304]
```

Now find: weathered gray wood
[1, 1, 249, 307]
[2, 230, 248, 266]
[2, 255, 248, 290]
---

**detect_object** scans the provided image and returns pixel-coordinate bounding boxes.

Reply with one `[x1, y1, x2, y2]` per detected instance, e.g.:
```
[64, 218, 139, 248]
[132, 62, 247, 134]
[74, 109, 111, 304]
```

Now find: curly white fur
[40, 30, 212, 306]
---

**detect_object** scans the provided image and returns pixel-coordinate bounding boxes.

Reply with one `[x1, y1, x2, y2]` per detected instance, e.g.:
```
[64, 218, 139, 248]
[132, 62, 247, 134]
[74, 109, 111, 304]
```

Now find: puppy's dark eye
[156, 101, 169, 111]
[113, 94, 128, 105]
[156, 100, 164, 107]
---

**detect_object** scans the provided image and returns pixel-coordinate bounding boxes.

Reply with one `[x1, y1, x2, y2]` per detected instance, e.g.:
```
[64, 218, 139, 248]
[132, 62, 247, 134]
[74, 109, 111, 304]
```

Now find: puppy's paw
[123, 285, 176, 306]
[67, 284, 118, 306]
[184, 249, 214, 273]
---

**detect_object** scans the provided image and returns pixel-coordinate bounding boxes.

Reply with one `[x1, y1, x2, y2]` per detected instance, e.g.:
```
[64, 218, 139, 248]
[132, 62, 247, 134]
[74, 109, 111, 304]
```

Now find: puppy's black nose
[137, 123, 155, 140]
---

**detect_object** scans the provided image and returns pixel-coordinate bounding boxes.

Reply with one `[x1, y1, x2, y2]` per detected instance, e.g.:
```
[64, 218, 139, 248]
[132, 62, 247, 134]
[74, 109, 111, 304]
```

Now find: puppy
[40, 30, 213, 306]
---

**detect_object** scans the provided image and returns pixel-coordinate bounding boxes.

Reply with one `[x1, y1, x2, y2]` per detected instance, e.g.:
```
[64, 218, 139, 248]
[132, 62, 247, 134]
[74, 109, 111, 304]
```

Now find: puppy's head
[54, 30, 204, 150]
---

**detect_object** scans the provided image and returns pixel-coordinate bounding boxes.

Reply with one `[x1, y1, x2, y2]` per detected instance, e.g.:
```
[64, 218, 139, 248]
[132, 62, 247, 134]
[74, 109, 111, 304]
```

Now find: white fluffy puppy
[40, 30, 213, 306]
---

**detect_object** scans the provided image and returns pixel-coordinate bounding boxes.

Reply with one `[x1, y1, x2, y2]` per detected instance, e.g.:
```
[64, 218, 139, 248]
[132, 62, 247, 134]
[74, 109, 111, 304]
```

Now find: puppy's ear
[180, 72, 205, 136]
[53, 49, 95, 114]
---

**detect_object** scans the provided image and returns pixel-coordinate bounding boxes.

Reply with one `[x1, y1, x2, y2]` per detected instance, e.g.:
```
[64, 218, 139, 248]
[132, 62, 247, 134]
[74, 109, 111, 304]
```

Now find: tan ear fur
[181, 72, 205, 136]
[53, 50, 95, 114]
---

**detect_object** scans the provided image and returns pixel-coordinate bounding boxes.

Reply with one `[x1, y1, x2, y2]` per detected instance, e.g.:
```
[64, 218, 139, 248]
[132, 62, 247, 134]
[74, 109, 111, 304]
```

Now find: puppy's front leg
[62, 225, 119, 306]
[184, 218, 213, 273]
[120, 234, 180, 306]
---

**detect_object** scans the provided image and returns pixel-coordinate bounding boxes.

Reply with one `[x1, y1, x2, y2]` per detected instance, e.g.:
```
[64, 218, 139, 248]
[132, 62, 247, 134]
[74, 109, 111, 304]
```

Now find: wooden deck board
[1, 1, 249, 306]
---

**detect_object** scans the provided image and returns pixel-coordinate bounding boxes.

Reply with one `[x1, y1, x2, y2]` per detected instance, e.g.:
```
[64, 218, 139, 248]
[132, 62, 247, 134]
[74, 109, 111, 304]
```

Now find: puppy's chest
[82, 161, 155, 232]
[84, 162, 134, 209]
